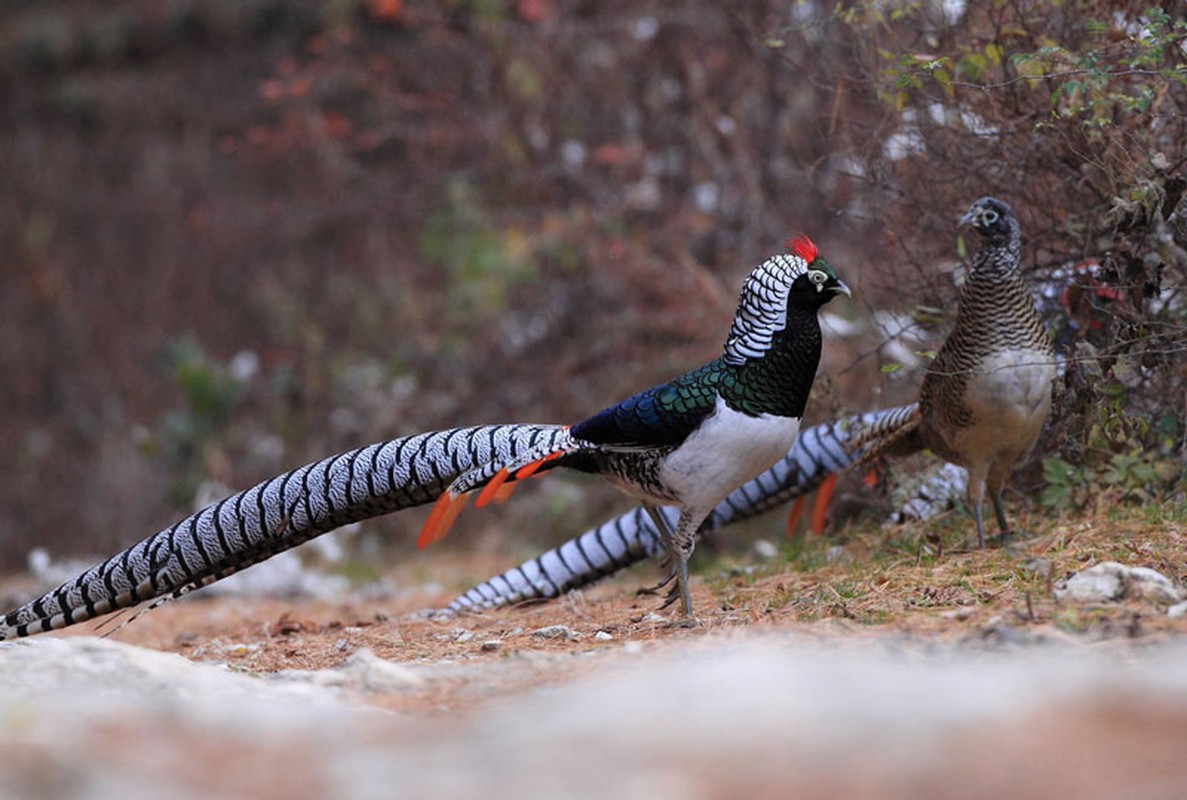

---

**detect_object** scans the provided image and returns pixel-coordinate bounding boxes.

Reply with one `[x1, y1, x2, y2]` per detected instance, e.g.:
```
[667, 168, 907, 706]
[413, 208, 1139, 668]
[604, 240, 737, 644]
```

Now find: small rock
[480, 640, 503, 652]
[825, 545, 851, 565]
[638, 613, 666, 624]
[593, 631, 614, 642]
[453, 629, 474, 643]
[940, 607, 975, 621]
[273, 648, 422, 692]
[1168, 601, 1187, 619]
[532, 625, 579, 641]
[1020, 557, 1051, 578]
[1054, 561, 1182, 605]
[752, 539, 779, 561]
[980, 621, 1038, 647]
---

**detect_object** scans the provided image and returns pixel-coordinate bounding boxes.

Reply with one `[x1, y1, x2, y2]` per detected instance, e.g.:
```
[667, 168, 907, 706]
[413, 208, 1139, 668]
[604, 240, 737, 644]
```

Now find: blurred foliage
[0, 0, 1184, 569]
[419, 178, 539, 321]
[151, 338, 245, 504]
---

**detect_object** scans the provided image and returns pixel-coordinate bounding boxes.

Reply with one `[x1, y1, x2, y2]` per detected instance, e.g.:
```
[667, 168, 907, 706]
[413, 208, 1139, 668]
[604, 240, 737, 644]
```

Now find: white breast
[659, 396, 802, 515]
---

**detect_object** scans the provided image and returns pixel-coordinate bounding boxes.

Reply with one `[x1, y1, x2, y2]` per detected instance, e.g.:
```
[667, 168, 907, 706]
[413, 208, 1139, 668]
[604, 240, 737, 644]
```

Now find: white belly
[962, 348, 1054, 444]
[659, 396, 801, 514]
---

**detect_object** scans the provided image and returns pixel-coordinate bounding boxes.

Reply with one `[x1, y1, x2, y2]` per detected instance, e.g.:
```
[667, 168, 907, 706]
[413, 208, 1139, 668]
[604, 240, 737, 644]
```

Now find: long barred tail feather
[444, 403, 921, 613]
[0, 423, 567, 640]
[417, 429, 579, 548]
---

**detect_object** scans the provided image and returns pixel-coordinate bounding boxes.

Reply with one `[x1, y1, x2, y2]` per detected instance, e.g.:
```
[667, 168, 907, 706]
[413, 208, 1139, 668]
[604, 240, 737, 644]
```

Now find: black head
[721, 236, 850, 366]
[785, 234, 851, 308]
[959, 197, 1019, 247]
[789, 257, 851, 308]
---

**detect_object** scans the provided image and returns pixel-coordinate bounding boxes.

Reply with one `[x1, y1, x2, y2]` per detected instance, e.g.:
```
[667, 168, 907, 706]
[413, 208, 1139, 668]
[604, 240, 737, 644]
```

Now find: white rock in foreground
[1053, 561, 1183, 605]
[3, 635, 1187, 799]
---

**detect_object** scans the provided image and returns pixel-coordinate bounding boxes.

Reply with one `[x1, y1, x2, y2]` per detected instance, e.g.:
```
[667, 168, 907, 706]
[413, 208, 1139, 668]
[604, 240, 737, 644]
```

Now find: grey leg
[643, 504, 698, 622]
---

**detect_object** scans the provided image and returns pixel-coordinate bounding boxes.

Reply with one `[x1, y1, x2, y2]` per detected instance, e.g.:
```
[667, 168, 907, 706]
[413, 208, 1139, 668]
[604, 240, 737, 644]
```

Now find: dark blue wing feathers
[570, 360, 721, 449]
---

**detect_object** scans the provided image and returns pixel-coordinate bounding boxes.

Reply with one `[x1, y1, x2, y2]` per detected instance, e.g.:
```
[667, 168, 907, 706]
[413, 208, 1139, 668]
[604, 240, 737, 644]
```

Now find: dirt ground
[3, 506, 1187, 798]
[23, 504, 1186, 714]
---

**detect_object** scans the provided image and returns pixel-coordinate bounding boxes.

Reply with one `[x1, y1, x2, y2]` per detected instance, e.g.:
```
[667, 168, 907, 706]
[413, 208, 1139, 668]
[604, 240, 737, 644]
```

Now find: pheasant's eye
[982, 209, 1000, 225]
[809, 270, 827, 287]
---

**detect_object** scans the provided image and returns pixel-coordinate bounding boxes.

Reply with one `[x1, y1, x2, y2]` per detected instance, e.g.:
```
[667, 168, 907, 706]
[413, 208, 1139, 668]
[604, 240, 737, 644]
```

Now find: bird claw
[657, 587, 682, 610]
[635, 565, 677, 597]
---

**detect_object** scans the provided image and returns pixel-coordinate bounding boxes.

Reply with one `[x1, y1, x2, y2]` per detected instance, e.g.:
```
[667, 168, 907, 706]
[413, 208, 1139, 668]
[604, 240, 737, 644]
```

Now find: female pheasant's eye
[983, 209, 999, 224]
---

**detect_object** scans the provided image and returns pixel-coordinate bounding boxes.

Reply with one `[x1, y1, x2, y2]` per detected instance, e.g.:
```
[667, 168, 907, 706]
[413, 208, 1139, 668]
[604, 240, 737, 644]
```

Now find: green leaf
[1042, 457, 1071, 484]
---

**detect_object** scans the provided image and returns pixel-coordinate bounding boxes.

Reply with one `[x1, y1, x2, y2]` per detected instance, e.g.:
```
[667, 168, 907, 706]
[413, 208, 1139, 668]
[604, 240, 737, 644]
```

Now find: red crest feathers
[785, 234, 818, 263]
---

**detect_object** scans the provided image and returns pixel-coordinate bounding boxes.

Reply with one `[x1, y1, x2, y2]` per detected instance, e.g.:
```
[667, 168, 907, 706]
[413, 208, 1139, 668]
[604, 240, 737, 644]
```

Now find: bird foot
[635, 569, 677, 597]
[662, 614, 700, 629]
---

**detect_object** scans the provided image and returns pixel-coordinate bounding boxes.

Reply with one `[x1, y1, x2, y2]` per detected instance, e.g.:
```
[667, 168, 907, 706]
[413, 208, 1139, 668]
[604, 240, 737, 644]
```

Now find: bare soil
[28, 506, 1186, 715]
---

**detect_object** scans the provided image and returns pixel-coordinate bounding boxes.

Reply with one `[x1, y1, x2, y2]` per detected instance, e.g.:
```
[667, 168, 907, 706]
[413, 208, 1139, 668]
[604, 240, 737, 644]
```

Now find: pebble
[480, 640, 503, 652]
[752, 539, 779, 560]
[593, 631, 614, 642]
[1054, 562, 1182, 605]
[825, 545, 851, 565]
[532, 625, 579, 641]
[1020, 557, 1051, 578]
[274, 648, 423, 692]
[940, 607, 975, 621]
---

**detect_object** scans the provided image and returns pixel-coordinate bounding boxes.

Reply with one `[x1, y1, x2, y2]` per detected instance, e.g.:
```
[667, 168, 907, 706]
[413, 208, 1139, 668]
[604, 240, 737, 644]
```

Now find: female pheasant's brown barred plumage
[914, 196, 1055, 546]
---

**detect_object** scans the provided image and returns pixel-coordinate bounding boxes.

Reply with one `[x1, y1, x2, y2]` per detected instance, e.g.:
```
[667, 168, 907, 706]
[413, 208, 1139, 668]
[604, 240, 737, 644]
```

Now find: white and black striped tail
[0, 424, 566, 640]
[444, 404, 921, 612]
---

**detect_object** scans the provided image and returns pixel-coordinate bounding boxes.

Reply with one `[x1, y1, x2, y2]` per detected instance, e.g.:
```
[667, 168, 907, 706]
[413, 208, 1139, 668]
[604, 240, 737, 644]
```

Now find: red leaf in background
[246, 125, 275, 147]
[592, 144, 630, 166]
[366, 0, 403, 23]
[322, 111, 352, 139]
[258, 79, 286, 103]
[517, 0, 555, 24]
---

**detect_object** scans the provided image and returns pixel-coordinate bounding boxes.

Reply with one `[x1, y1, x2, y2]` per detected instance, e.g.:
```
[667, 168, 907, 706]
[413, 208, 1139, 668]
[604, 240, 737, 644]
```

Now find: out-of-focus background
[1, 0, 1184, 572]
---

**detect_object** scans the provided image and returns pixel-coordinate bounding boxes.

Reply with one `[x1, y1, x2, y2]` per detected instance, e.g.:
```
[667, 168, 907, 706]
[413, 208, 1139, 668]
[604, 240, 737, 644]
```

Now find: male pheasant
[418, 236, 850, 619]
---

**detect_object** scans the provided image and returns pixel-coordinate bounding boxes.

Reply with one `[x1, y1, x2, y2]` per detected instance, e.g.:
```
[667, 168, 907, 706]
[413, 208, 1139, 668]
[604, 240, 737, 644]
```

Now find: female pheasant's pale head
[960, 197, 1019, 246]
[960, 196, 1023, 276]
